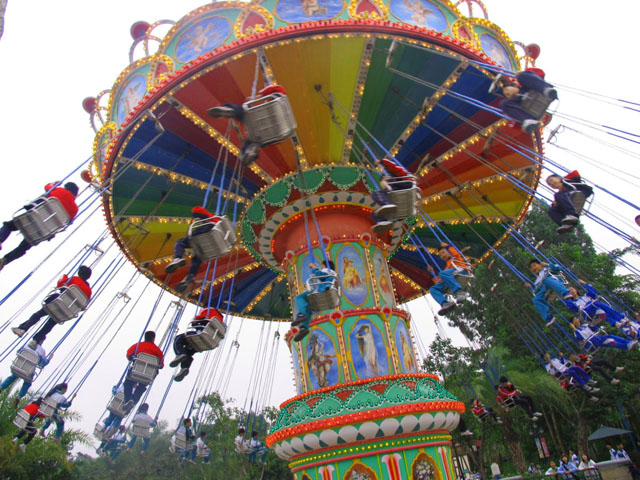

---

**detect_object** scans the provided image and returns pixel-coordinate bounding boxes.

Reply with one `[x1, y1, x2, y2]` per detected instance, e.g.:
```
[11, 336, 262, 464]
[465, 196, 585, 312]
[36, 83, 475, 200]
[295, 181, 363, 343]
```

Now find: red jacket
[57, 274, 92, 299]
[497, 384, 518, 401]
[471, 404, 485, 416]
[525, 67, 546, 79]
[258, 85, 287, 96]
[45, 183, 78, 220]
[126, 341, 164, 367]
[196, 308, 224, 322]
[443, 246, 468, 271]
[25, 403, 45, 419]
[381, 158, 409, 178]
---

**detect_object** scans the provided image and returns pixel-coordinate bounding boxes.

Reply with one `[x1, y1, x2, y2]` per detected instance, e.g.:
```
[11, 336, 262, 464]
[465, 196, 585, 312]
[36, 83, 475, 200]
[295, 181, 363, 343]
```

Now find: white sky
[0, 0, 638, 458]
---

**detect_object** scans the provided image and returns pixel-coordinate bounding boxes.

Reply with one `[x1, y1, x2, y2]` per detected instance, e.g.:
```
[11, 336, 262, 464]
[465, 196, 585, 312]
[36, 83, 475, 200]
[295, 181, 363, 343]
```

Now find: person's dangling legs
[0, 220, 17, 245]
[516, 71, 556, 98]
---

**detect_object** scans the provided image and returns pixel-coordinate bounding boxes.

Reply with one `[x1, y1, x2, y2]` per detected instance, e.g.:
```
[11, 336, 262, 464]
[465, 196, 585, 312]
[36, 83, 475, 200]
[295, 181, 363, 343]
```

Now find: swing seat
[543, 271, 569, 302]
[12, 197, 70, 246]
[188, 216, 236, 261]
[43, 285, 89, 324]
[520, 91, 554, 120]
[174, 431, 187, 451]
[131, 417, 152, 439]
[185, 317, 227, 352]
[12, 408, 31, 430]
[380, 176, 421, 221]
[306, 274, 340, 312]
[38, 397, 58, 418]
[477, 411, 490, 421]
[197, 447, 211, 458]
[500, 395, 516, 410]
[570, 191, 588, 216]
[107, 392, 128, 417]
[126, 353, 160, 386]
[442, 269, 473, 295]
[235, 440, 252, 455]
[10, 349, 39, 382]
[243, 93, 297, 146]
[94, 423, 106, 441]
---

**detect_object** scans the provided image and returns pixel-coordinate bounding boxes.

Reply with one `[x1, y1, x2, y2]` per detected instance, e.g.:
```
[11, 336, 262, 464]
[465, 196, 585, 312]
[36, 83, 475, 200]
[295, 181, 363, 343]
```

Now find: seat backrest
[132, 418, 152, 438]
[39, 397, 58, 417]
[10, 349, 40, 381]
[94, 423, 106, 440]
[107, 392, 127, 416]
[189, 216, 235, 261]
[43, 284, 89, 324]
[570, 191, 587, 216]
[186, 318, 228, 353]
[174, 431, 187, 450]
[520, 91, 553, 120]
[242, 94, 297, 145]
[13, 197, 71, 246]
[12, 409, 31, 430]
[127, 353, 160, 385]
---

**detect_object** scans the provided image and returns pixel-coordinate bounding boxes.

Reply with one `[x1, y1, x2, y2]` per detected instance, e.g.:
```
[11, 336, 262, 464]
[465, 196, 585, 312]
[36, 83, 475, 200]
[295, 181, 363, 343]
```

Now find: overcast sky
[0, 0, 638, 458]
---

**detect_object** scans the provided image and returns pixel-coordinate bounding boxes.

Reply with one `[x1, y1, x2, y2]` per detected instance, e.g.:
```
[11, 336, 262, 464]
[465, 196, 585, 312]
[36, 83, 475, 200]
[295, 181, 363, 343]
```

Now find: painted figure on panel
[480, 34, 511, 67]
[176, 17, 231, 63]
[307, 333, 336, 388]
[390, 0, 448, 31]
[343, 257, 363, 289]
[117, 76, 146, 124]
[356, 324, 379, 377]
[395, 320, 417, 373]
[338, 246, 368, 306]
[276, 0, 344, 23]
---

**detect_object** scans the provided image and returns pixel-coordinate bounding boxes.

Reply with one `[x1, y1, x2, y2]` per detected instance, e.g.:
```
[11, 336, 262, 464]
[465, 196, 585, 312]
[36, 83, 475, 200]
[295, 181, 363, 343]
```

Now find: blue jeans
[128, 435, 150, 452]
[42, 413, 64, 438]
[295, 291, 312, 327]
[0, 375, 31, 398]
[103, 412, 123, 430]
[586, 334, 634, 351]
[429, 269, 462, 306]
[104, 439, 125, 459]
[533, 277, 569, 320]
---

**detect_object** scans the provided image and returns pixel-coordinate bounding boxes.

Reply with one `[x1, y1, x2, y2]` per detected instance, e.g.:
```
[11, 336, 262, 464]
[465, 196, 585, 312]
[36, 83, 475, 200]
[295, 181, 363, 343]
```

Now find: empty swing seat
[306, 274, 340, 312]
[243, 94, 297, 146]
[520, 91, 554, 120]
[131, 417, 152, 439]
[94, 423, 106, 441]
[185, 317, 227, 352]
[12, 197, 70, 246]
[107, 392, 127, 417]
[382, 176, 421, 221]
[126, 353, 160, 386]
[13, 409, 31, 430]
[39, 397, 59, 418]
[10, 349, 40, 382]
[189, 216, 236, 261]
[43, 285, 89, 324]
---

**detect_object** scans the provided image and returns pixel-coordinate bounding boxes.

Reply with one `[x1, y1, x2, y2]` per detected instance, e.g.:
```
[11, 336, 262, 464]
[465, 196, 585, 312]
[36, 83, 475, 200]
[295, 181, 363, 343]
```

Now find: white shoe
[11, 327, 25, 337]
[561, 215, 579, 225]
[496, 419, 503, 424]
[164, 258, 186, 274]
[534, 412, 543, 417]
[615, 367, 625, 373]
[590, 396, 599, 402]
[611, 379, 620, 385]
[206, 106, 238, 118]
[522, 119, 540, 134]
[174, 368, 190, 382]
[543, 87, 558, 101]
[372, 221, 392, 234]
[531, 416, 539, 421]
[555, 224, 574, 234]
[19, 444, 26, 453]
[461, 430, 474, 436]
[437, 302, 456, 315]
[590, 387, 600, 393]
[628, 340, 638, 350]
[27, 340, 37, 350]
[454, 290, 467, 302]
[373, 204, 397, 217]
[169, 354, 188, 368]
[545, 317, 556, 328]
[12, 437, 18, 445]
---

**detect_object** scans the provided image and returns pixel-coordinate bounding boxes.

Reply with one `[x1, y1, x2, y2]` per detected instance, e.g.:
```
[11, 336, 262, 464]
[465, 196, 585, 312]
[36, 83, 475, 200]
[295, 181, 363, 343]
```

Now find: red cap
[192, 206, 212, 217]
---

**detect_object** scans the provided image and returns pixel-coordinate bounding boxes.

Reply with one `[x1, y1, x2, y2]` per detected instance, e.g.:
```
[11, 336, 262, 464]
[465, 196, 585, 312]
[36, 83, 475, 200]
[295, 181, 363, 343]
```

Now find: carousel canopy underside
[106, 32, 538, 320]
